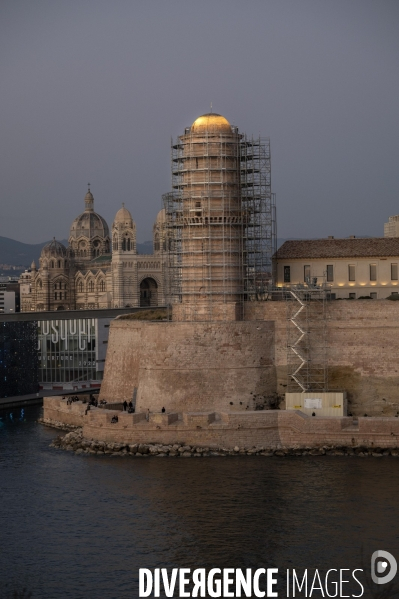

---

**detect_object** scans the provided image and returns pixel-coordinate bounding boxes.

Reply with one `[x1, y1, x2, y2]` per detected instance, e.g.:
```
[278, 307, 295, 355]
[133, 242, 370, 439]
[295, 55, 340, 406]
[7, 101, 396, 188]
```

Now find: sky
[1, 0, 399, 243]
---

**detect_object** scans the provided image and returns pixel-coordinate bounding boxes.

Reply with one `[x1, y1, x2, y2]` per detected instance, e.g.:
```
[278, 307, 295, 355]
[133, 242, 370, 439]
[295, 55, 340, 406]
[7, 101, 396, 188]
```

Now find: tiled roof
[276, 238, 399, 259]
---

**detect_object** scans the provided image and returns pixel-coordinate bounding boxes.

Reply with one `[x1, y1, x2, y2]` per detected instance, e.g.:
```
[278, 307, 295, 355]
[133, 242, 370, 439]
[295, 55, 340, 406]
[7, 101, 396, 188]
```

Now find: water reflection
[0, 407, 398, 598]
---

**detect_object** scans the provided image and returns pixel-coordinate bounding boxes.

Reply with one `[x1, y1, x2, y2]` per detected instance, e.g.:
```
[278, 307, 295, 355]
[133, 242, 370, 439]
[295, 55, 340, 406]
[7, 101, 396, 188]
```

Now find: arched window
[88, 280, 94, 293]
[50, 260, 54, 268]
[77, 281, 84, 293]
[154, 233, 160, 252]
[122, 238, 126, 251]
[99, 280, 105, 292]
[113, 237, 118, 251]
[58, 260, 61, 268]
[127, 238, 131, 251]
[54, 292, 58, 300]
[38, 280, 42, 289]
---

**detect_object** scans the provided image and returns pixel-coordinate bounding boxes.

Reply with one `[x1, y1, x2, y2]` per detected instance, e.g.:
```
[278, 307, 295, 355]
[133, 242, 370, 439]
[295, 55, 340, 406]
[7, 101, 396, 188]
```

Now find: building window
[391, 263, 398, 281]
[304, 265, 310, 283]
[349, 293, 356, 299]
[99, 280, 105, 292]
[54, 292, 57, 300]
[326, 265, 334, 282]
[88, 280, 94, 293]
[370, 264, 377, 281]
[348, 265, 355, 281]
[284, 265, 291, 283]
[78, 281, 83, 293]
[370, 292, 377, 299]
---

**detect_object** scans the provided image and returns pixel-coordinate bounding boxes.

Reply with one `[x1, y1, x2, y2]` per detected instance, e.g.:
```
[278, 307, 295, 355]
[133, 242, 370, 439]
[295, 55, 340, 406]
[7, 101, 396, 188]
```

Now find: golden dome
[191, 113, 231, 133]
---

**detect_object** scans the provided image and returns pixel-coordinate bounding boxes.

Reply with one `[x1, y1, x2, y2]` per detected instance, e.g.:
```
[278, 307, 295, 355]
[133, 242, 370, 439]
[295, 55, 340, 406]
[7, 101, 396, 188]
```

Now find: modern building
[37, 315, 110, 390]
[384, 214, 399, 237]
[0, 307, 150, 393]
[0, 289, 16, 313]
[19, 189, 167, 312]
[275, 237, 399, 299]
[0, 321, 38, 398]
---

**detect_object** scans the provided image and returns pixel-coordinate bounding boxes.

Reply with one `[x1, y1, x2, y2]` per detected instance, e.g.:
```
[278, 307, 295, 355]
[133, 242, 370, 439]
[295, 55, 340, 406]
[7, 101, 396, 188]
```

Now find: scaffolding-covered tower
[163, 112, 276, 321]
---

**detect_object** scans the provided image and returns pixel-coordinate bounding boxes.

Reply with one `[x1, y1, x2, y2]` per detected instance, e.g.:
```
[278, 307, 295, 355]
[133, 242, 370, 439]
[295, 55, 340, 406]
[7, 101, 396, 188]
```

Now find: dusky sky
[1, 0, 399, 243]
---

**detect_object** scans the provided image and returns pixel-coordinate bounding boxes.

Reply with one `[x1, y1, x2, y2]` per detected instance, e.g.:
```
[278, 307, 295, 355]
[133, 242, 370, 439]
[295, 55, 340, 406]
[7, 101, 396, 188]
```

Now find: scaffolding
[241, 136, 277, 300]
[285, 283, 329, 392]
[163, 126, 277, 320]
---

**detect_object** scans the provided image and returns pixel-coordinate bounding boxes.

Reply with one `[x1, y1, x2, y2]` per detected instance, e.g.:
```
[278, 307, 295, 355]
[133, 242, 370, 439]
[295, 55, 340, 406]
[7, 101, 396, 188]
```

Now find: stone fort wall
[100, 319, 276, 413]
[43, 397, 399, 450]
[100, 300, 399, 417]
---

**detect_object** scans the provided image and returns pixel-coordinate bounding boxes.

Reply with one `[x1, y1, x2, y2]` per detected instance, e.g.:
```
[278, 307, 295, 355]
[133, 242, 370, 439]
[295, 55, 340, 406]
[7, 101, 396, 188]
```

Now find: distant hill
[0, 236, 153, 267]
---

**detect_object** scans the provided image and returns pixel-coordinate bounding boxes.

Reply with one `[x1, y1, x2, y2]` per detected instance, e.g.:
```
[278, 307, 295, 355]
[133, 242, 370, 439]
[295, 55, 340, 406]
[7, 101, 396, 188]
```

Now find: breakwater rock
[49, 428, 399, 457]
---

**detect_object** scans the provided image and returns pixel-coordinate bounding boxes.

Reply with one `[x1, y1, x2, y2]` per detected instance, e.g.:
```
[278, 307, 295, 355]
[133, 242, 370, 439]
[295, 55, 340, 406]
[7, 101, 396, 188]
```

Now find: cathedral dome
[113, 204, 134, 228]
[41, 238, 67, 258]
[191, 113, 231, 134]
[69, 188, 109, 240]
[155, 208, 166, 225]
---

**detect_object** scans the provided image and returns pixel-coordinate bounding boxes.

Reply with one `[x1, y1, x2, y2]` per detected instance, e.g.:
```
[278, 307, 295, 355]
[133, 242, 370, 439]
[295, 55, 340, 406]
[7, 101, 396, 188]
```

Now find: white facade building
[275, 237, 399, 299]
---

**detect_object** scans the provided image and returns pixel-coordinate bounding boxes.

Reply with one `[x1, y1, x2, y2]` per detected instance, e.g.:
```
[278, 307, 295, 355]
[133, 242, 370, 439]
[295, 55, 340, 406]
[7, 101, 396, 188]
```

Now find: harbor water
[1, 406, 399, 598]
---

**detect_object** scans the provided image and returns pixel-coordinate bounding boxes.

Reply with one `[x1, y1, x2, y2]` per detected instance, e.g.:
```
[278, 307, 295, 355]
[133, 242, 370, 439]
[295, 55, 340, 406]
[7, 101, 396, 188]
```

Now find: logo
[371, 551, 397, 585]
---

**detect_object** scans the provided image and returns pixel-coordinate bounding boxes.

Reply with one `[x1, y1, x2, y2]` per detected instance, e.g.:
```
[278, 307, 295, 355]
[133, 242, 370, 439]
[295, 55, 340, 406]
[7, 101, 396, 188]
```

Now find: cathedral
[20, 188, 166, 311]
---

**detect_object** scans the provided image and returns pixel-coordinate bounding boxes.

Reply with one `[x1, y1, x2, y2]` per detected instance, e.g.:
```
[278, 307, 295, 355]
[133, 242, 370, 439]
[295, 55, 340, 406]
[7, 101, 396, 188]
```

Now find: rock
[193, 453, 202, 457]
[309, 449, 325, 456]
[372, 452, 383, 457]
[260, 452, 274, 457]
[128, 444, 138, 454]
[181, 452, 192, 457]
[274, 450, 286, 456]
[168, 451, 178, 457]
[75, 449, 83, 455]
[156, 453, 167, 457]
[234, 446, 240, 452]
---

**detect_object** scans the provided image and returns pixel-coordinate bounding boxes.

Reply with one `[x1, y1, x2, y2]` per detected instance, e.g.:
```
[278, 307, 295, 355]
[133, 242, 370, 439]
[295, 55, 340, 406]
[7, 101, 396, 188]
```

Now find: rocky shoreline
[41, 421, 399, 457]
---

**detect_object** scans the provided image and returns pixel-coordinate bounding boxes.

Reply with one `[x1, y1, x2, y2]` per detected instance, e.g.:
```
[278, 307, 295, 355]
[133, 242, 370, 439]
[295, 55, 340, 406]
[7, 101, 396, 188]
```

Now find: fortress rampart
[100, 319, 275, 413]
[43, 397, 399, 450]
[42, 299, 399, 449]
[100, 300, 399, 417]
